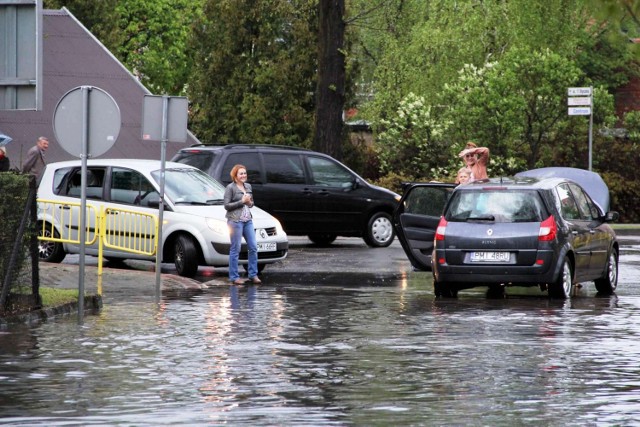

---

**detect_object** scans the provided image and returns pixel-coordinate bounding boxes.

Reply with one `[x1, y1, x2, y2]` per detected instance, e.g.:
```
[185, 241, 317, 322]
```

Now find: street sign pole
[588, 90, 593, 171]
[567, 87, 593, 171]
[154, 95, 169, 302]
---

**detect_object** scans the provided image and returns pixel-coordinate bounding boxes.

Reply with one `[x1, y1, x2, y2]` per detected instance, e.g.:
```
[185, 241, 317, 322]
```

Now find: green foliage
[624, 110, 640, 140]
[44, 0, 124, 52]
[0, 173, 31, 289]
[115, 0, 202, 95]
[373, 93, 451, 179]
[188, 0, 318, 146]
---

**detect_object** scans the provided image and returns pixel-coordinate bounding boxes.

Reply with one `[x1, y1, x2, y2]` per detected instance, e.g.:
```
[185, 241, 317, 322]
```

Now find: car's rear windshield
[445, 189, 546, 223]
[172, 150, 218, 172]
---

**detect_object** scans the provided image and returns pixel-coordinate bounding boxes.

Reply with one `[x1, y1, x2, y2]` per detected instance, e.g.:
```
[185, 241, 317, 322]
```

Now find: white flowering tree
[374, 93, 452, 180]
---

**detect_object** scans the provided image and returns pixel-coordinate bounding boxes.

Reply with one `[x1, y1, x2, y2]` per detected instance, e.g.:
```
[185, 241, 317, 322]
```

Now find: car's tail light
[538, 215, 557, 241]
[435, 217, 447, 241]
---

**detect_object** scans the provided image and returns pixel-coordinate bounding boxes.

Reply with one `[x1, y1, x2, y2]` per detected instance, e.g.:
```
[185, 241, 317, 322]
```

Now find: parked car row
[36, 145, 620, 299]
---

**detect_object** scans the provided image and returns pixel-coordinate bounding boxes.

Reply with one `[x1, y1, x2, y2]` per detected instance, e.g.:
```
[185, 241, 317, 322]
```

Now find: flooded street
[1, 237, 640, 425]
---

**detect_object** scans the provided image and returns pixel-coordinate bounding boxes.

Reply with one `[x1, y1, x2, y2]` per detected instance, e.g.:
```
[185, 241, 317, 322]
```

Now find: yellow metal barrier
[37, 199, 158, 276]
[98, 206, 158, 276]
[37, 199, 99, 246]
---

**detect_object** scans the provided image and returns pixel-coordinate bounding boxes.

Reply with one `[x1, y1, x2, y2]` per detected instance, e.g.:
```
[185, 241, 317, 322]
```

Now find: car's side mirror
[147, 198, 169, 210]
[605, 211, 619, 222]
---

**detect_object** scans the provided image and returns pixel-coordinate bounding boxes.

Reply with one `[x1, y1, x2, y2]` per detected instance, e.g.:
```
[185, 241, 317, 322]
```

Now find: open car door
[392, 183, 456, 271]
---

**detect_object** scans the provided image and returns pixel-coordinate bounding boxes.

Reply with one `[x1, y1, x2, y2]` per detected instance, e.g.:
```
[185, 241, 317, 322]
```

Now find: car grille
[263, 227, 277, 236]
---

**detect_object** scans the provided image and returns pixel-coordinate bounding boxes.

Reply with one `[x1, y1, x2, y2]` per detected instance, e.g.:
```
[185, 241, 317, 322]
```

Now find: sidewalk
[1, 263, 222, 326]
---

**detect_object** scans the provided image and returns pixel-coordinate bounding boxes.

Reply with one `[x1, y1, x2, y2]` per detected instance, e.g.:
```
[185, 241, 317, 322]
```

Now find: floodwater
[1, 245, 640, 425]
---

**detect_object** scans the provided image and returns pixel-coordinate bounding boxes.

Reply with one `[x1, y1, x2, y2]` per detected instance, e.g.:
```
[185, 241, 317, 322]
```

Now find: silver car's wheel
[364, 212, 394, 248]
[549, 258, 572, 299]
[595, 248, 618, 295]
[174, 234, 199, 277]
[37, 224, 66, 263]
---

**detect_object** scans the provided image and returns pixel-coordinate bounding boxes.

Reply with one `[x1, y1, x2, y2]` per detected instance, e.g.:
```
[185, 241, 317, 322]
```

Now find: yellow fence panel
[37, 199, 99, 245]
[37, 200, 159, 277]
[100, 206, 158, 256]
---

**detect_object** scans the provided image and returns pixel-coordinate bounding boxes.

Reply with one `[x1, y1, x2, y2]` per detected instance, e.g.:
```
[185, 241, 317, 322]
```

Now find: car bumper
[433, 249, 557, 287]
[211, 241, 289, 262]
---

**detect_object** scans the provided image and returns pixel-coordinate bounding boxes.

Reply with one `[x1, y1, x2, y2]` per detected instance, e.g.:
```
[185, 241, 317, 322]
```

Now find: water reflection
[1, 282, 640, 425]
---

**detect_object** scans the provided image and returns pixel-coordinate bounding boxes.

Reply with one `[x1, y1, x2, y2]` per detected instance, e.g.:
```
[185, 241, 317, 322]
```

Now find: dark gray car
[393, 168, 619, 298]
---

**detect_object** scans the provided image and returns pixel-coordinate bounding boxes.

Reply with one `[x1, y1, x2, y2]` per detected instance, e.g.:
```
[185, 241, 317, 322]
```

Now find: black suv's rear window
[172, 150, 218, 173]
[445, 189, 546, 223]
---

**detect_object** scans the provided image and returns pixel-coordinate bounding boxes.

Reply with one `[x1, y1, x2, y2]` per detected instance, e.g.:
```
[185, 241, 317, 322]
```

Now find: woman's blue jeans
[228, 219, 258, 280]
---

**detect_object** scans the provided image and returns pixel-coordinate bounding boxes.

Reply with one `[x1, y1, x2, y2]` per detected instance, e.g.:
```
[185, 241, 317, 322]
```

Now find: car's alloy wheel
[595, 248, 618, 295]
[37, 224, 66, 263]
[549, 258, 572, 299]
[364, 212, 394, 248]
[174, 234, 199, 277]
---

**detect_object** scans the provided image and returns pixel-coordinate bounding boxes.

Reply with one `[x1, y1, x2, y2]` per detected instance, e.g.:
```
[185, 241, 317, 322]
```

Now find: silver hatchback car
[37, 159, 288, 277]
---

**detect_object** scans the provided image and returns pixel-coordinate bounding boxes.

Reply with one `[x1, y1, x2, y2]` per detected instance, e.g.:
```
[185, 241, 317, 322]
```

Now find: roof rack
[185, 143, 312, 152]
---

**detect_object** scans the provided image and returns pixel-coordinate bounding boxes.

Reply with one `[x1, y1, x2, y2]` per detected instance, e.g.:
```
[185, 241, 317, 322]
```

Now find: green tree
[188, 0, 317, 146]
[115, 0, 202, 95]
[440, 48, 617, 170]
[44, 0, 123, 53]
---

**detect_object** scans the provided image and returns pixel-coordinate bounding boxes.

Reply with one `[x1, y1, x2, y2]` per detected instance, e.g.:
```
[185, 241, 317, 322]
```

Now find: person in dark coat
[0, 146, 9, 172]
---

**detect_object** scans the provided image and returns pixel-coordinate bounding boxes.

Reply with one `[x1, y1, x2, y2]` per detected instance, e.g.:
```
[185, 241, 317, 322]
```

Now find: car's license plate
[470, 251, 510, 262]
[257, 242, 276, 252]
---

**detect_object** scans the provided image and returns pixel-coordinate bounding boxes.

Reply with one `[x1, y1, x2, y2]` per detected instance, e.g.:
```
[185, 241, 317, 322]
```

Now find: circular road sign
[53, 86, 121, 158]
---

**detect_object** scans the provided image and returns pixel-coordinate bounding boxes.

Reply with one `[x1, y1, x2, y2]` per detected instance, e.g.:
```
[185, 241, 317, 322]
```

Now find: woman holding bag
[224, 164, 261, 285]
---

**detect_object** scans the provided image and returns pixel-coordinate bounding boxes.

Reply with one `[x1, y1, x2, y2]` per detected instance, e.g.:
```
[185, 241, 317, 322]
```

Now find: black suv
[171, 145, 400, 247]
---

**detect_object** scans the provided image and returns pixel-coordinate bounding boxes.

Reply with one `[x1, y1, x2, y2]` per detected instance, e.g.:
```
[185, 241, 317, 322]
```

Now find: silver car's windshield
[151, 168, 226, 205]
[446, 190, 546, 223]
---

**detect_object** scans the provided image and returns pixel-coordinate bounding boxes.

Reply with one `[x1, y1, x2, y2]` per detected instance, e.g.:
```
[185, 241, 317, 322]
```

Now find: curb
[0, 295, 102, 327]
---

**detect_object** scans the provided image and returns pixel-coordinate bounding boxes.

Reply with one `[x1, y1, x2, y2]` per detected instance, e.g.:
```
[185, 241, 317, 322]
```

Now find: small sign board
[568, 87, 592, 96]
[142, 95, 188, 143]
[568, 107, 591, 116]
[568, 97, 591, 106]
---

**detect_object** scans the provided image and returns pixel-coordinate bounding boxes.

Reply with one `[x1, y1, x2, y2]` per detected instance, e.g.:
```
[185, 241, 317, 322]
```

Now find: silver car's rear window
[445, 190, 546, 223]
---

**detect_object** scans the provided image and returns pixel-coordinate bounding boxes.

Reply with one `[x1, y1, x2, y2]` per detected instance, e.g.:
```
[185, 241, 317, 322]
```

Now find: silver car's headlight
[274, 218, 286, 236]
[205, 218, 229, 236]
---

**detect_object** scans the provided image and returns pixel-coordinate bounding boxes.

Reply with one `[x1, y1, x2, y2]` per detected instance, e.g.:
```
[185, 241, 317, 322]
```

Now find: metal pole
[78, 86, 91, 323]
[154, 96, 169, 302]
[588, 86, 593, 171]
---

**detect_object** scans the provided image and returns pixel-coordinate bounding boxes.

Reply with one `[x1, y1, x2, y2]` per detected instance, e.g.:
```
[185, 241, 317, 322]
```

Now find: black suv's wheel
[37, 224, 66, 263]
[308, 233, 337, 246]
[595, 248, 618, 295]
[548, 258, 572, 299]
[363, 212, 394, 248]
[174, 234, 199, 277]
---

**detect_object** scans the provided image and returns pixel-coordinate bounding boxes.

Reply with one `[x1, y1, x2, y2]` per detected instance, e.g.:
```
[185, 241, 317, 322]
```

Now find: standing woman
[224, 164, 261, 285]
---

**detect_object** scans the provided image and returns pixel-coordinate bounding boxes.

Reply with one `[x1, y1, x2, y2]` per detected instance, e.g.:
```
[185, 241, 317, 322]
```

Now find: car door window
[221, 153, 262, 184]
[61, 168, 105, 200]
[307, 156, 353, 188]
[568, 183, 599, 220]
[404, 186, 450, 217]
[263, 153, 306, 184]
[110, 167, 157, 205]
[556, 184, 581, 220]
